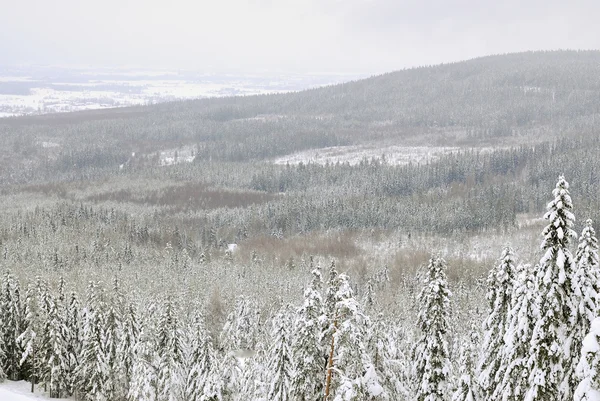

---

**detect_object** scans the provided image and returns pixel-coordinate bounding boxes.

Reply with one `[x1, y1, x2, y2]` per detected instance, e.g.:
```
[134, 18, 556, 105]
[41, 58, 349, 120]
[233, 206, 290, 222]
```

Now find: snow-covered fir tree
[75, 281, 111, 401]
[412, 255, 452, 401]
[220, 296, 260, 353]
[326, 273, 385, 401]
[128, 336, 159, 401]
[185, 312, 217, 401]
[477, 246, 517, 401]
[325, 260, 341, 328]
[574, 317, 600, 401]
[156, 297, 185, 401]
[1, 271, 24, 381]
[453, 331, 480, 401]
[65, 290, 82, 396]
[120, 302, 141, 396]
[566, 219, 600, 398]
[527, 175, 578, 401]
[498, 263, 537, 401]
[368, 312, 409, 400]
[218, 348, 243, 400]
[17, 283, 40, 392]
[41, 285, 69, 398]
[291, 268, 325, 401]
[267, 307, 294, 401]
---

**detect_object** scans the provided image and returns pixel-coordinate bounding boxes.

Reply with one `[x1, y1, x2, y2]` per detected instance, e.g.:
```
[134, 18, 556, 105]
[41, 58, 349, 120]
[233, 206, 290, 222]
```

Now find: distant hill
[1, 50, 600, 180]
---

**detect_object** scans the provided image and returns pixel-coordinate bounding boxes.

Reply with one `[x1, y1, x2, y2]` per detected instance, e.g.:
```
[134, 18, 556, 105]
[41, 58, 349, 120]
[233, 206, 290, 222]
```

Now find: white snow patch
[0, 380, 70, 400]
[158, 145, 197, 166]
[273, 145, 462, 166]
[39, 141, 60, 148]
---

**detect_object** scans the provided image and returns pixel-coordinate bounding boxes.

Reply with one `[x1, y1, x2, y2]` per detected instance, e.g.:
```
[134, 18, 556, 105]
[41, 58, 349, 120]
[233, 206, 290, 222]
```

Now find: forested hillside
[1, 50, 600, 400]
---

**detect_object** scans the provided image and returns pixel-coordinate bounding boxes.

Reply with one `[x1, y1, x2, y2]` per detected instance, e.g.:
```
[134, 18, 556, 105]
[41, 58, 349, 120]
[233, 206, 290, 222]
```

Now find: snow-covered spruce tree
[239, 344, 266, 401]
[120, 302, 141, 395]
[75, 281, 110, 401]
[185, 312, 217, 401]
[219, 296, 260, 353]
[368, 312, 408, 400]
[65, 290, 82, 396]
[128, 336, 158, 401]
[477, 246, 517, 400]
[34, 277, 53, 393]
[218, 347, 243, 400]
[453, 334, 479, 401]
[566, 219, 600, 398]
[527, 175, 577, 401]
[18, 283, 40, 393]
[41, 287, 69, 398]
[0, 343, 4, 383]
[497, 263, 536, 401]
[412, 256, 452, 401]
[267, 307, 294, 401]
[574, 317, 600, 401]
[291, 268, 326, 401]
[325, 260, 341, 324]
[156, 297, 185, 401]
[1, 271, 24, 380]
[326, 273, 385, 401]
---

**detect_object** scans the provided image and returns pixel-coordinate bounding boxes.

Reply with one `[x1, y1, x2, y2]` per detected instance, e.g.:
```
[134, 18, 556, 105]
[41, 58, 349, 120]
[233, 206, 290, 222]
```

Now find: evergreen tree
[267, 307, 294, 401]
[128, 337, 158, 401]
[574, 317, 600, 401]
[368, 312, 409, 400]
[219, 297, 260, 353]
[1, 271, 24, 380]
[477, 246, 517, 400]
[498, 263, 537, 401]
[120, 302, 141, 395]
[218, 349, 243, 400]
[75, 281, 110, 401]
[185, 312, 217, 401]
[41, 287, 69, 398]
[156, 297, 185, 401]
[18, 284, 40, 392]
[65, 290, 82, 396]
[291, 268, 325, 401]
[527, 175, 577, 401]
[453, 334, 479, 401]
[412, 256, 452, 401]
[327, 273, 385, 401]
[566, 219, 600, 398]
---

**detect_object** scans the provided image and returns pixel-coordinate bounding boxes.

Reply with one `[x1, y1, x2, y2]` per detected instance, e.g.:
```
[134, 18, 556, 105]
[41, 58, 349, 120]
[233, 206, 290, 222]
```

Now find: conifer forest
[2, 50, 600, 400]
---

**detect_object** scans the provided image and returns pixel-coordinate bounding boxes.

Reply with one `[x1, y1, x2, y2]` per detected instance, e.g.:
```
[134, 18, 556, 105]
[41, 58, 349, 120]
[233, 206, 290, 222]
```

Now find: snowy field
[0, 66, 363, 117]
[273, 144, 462, 166]
[0, 380, 69, 401]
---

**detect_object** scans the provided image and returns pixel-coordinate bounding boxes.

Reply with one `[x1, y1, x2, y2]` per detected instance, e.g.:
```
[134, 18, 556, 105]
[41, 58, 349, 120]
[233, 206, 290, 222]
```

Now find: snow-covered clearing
[158, 144, 197, 166]
[273, 145, 461, 166]
[0, 380, 69, 401]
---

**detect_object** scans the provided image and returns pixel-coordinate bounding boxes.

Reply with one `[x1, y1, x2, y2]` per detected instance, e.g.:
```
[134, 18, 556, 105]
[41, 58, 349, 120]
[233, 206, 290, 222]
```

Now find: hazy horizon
[2, 0, 600, 74]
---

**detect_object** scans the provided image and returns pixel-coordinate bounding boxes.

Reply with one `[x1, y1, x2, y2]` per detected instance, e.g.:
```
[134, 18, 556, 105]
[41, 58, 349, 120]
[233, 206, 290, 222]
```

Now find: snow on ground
[158, 144, 197, 166]
[0, 67, 363, 118]
[0, 380, 69, 400]
[273, 145, 462, 166]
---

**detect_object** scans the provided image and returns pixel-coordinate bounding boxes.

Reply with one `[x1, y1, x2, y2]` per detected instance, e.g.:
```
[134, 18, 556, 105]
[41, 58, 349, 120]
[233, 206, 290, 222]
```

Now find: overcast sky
[1, 0, 598, 74]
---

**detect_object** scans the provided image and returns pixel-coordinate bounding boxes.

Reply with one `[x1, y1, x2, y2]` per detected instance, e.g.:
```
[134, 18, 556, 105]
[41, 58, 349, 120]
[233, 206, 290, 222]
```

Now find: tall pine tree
[477, 246, 517, 400]
[412, 256, 452, 401]
[291, 268, 325, 401]
[574, 317, 600, 401]
[527, 175, 577, 401]
[566, 219, 600, 398]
